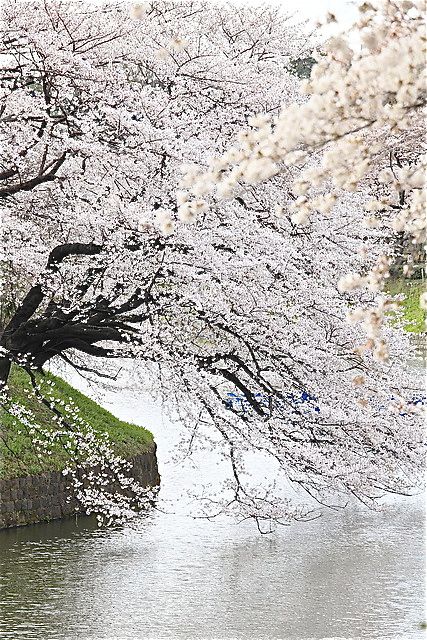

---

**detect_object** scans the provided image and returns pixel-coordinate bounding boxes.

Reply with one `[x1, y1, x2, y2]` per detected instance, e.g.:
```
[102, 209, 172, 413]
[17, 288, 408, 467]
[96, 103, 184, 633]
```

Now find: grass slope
[386, 278, 426, 333]
[0, 366, 154, 479]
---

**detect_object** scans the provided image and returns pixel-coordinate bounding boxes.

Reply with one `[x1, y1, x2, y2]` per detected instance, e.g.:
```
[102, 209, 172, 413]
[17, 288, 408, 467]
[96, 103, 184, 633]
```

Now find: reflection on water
[0, 376, 425, 640]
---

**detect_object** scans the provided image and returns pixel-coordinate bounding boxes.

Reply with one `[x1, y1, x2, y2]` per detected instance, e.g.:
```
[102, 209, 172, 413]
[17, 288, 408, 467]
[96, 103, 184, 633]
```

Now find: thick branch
[0, 152, 67, 198]
[2, 242, 103, 337]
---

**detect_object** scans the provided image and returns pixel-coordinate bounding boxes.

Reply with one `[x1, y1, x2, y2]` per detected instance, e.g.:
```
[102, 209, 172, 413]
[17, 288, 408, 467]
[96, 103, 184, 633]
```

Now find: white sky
[272, 0, 357, 21]
[103, 0, 361, 38]
[232, 0, 359, 30]
[117, 0, 360, 29]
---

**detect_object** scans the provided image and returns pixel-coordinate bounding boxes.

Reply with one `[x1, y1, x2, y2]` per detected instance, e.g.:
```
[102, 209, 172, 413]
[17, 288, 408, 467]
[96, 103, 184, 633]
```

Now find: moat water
[0, 375, 425, 640]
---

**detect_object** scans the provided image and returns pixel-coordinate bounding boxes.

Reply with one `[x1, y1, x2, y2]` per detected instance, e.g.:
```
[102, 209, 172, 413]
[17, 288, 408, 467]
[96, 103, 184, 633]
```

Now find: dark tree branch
[0, 152, 67, 198]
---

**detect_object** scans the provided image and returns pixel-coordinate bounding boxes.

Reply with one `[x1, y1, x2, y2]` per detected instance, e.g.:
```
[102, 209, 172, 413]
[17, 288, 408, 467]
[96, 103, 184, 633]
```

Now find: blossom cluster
[180, 0, 427, 357]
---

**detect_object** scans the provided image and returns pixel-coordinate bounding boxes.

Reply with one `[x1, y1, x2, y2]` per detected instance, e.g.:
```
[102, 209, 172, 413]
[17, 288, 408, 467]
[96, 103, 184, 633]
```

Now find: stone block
[50, 505, 61, 519]
[0, 488, 10, 503]
[0, 446, 160, 528]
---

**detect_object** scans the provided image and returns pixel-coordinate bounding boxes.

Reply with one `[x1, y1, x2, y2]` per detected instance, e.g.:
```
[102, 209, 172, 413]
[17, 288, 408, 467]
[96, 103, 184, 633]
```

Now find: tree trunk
[0, 356, 11, 388]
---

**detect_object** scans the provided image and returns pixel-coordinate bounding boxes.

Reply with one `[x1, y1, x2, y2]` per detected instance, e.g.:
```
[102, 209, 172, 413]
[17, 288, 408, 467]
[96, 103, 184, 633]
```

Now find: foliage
[286, 56, 316, 79]
[386, 279, 426, 333]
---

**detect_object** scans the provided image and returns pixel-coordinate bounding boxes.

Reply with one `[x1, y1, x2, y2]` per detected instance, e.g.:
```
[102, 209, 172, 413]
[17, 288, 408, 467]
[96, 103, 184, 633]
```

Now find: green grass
[0, 366, 154, 479]
[386, 279, 426, 333]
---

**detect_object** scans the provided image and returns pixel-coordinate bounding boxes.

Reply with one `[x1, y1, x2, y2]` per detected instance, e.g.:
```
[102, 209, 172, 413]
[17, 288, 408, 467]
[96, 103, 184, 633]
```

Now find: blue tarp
[225, 390, 320, 415]
[225, 390, 425, 416]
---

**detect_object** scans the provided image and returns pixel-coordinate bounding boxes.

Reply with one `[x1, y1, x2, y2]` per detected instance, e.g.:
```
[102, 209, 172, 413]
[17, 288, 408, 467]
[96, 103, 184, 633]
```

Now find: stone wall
[0, 445, 160, 528]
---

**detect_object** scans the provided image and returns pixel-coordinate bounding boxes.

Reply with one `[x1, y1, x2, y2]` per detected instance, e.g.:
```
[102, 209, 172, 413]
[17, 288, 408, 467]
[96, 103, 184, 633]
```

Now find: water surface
[0, 378, 425, 640]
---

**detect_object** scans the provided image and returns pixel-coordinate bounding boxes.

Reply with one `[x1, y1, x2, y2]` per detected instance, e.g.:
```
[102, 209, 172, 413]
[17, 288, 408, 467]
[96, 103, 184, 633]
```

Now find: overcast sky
[115, 0, 360, 30]
[232, 0, 359, 30]
[272, 0, 357, 21]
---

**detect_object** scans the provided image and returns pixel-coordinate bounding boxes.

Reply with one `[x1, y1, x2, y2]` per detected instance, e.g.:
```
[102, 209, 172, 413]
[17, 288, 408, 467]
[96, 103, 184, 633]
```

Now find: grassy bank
[0, 366, 154, 479]
[386, 278, 426, 333]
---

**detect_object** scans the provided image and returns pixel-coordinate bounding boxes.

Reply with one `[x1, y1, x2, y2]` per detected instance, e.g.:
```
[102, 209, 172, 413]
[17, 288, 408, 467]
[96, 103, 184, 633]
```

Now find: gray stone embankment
[0, 445, 160, 528]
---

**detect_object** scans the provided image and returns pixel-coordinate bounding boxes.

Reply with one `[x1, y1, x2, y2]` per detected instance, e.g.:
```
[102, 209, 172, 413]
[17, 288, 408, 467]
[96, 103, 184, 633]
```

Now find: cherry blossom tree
[0, 0, 424, 528]
[0, 0, 304, 381]
[182, 0, 426, 359]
